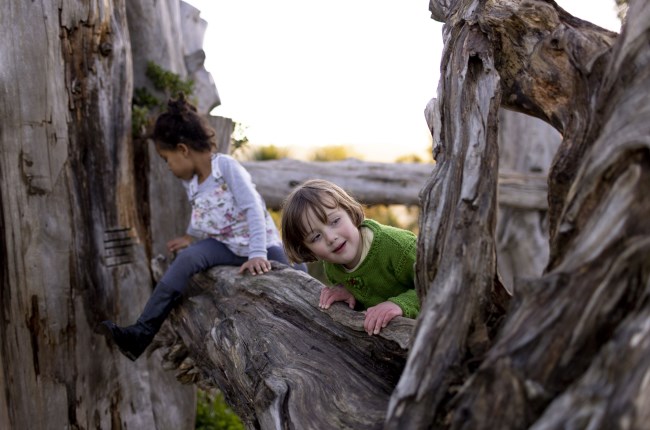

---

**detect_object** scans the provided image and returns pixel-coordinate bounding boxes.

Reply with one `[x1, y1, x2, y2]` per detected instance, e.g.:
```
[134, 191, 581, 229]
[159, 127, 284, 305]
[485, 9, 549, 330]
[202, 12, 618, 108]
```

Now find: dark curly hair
[151, 93, 215, 152]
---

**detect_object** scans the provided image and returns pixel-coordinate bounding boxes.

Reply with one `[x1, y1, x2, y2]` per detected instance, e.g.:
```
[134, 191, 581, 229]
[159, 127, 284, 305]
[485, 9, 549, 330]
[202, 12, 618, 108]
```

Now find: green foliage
[131, 104, 151, 137]
[230, 122, 250, 156]
[195, 389, 244, 430]
[133, 87, 160, 109]
[131, 61, 195, 138]
[232, 141, 289, 162]
[145, 61, 194, 97]
[364, 205, 419, 234]
[251, 144, 289, 161]
[395, 153, 424, 163]
[310, 145, 356, 161]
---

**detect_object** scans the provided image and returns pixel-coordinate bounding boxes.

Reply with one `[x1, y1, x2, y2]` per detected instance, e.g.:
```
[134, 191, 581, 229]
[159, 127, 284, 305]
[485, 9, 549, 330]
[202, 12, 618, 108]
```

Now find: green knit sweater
[323, 219, 420, 318]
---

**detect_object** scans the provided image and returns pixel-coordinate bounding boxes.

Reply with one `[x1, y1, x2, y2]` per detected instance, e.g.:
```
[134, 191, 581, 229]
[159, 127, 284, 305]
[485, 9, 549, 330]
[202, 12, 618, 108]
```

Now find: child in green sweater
[281, 179, 419, 335]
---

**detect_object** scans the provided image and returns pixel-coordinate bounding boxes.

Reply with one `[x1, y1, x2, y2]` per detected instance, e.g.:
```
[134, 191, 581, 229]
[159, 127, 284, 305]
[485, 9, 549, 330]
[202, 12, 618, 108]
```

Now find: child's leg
[159, 238, 246, 292]
[142, 238, 245, 324]
[100, 238, 244, 360]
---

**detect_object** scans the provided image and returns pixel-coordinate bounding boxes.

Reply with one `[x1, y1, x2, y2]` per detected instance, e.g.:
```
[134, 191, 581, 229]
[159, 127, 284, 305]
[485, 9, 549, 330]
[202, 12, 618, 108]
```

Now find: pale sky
[183, 0, 621, 162]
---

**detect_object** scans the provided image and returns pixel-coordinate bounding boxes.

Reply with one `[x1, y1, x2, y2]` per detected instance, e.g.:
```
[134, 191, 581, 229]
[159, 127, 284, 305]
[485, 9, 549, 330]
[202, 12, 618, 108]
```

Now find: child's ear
[177, 143, 190, 156]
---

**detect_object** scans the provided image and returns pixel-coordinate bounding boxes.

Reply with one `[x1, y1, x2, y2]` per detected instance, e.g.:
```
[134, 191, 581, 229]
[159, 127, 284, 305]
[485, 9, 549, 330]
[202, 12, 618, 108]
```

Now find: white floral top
[184, 154, 281, 258]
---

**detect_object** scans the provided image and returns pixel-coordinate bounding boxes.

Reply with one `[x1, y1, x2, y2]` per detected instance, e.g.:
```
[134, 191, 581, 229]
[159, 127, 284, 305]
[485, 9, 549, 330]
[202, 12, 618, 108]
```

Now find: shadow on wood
[153, 263, 415, 429]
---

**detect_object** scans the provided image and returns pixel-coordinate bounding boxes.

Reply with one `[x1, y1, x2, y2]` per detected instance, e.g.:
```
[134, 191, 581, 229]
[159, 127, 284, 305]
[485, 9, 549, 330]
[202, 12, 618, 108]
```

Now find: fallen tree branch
[243, 158, 548, 210]
[154, 263, 415, 429]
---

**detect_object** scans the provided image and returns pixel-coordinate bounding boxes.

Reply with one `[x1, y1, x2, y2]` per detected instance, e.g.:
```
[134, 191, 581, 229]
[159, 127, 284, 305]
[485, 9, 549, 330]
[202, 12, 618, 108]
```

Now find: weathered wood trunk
[385, 0, 646, 428]
[0, 0, 217, 428]
[446, 1, 650, 427]
[0, 1, 172, 428]
[3, 0, 647, 429]
[154, 0, 649, 429]
[156, 264, 415, 429]
[386, 18, 505, 428]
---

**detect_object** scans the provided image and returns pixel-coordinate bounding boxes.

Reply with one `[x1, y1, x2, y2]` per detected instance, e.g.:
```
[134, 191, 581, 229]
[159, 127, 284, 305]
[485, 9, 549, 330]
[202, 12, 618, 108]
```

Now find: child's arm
[363, 301, 403, 335]
[319, 284, 356, 310]
[387, 229, 420, 318]
[218, 156, 271, 275]
[387, 289, 420, 318]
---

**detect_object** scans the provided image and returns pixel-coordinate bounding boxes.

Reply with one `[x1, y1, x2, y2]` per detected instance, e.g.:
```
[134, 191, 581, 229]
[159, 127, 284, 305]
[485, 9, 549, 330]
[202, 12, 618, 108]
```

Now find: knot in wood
[99, 42, 113, 56]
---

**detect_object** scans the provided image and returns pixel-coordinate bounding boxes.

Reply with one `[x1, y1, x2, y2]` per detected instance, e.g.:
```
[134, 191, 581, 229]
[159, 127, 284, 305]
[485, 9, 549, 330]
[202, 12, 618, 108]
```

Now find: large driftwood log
[243, 158, 548, 210]
[0, 2, 183, 429]
[381, 0, 646, 429]
[1, 1, 219, 428]
[154, 1, 650, 429]
[155, 263, 415, 429]
[386, 19, 505, 428]
[447, 1, 650, 427]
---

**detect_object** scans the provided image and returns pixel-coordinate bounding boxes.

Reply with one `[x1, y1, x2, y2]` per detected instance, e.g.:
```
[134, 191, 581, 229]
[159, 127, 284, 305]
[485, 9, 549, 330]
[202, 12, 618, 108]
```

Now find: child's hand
[364, 301, 403, 335]
[239, 257, 271, 276]
[319, 285, 356, 310]
[167, 235, 193, 254]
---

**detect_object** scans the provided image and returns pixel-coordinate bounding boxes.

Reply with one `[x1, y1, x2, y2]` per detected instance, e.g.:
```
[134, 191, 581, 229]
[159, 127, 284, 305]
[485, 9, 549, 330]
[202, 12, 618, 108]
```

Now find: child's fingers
[241, 259, 271, 276]
[373, 315, 384, 335]
[253, 263, 269, 274]
[365, 308, 394, 335]
[322, 293, 336, 309]
[319, 289, 331, 308]
[364, 312, 378, 335]
[320, 290, 344, 309]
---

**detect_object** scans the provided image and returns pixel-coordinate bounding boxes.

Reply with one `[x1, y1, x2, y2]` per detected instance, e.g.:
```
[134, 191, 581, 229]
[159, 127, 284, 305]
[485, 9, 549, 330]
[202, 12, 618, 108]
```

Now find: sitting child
[281, 179, 419, 335]
[99, 94, 303, 360]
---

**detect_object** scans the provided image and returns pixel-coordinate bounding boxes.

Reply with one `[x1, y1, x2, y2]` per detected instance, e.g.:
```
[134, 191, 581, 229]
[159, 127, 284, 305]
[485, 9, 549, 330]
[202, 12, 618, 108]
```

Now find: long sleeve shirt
[323, 219, 420, 318]
[184, 154, 281, 259]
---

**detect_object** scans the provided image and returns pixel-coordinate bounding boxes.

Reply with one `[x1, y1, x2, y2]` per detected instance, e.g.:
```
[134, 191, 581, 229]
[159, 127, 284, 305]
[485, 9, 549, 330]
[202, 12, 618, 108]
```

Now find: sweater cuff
[388, 296, 420, 319]
[248, 250, 268, 260]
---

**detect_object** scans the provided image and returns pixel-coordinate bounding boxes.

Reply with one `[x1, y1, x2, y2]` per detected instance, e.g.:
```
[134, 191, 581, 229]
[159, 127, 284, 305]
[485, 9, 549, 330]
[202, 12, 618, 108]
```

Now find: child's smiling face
[302, 205, 362, 269]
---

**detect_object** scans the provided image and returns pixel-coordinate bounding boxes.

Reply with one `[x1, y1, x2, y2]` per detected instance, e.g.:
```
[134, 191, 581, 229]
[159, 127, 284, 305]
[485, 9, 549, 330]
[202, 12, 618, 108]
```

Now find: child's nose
[325, 230, 337, 244]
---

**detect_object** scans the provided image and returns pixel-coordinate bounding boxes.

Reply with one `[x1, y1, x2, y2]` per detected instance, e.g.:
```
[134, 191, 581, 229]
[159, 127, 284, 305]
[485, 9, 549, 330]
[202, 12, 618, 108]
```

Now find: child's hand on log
[239, 257, 271, 276]
[319, 285, 356, 310]
[363, 301, 402, 335]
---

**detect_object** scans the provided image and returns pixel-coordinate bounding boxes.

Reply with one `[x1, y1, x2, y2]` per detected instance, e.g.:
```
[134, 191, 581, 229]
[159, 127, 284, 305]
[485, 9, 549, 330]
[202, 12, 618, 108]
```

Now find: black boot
[98, 321, 155, 361]
[99, 283, 182, 361]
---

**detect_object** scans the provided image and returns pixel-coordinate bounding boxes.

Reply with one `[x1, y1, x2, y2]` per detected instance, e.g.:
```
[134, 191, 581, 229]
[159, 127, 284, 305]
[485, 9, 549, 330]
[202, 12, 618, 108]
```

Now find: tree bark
[379, 0, 647, 429]
[0, 1, 172, 428]
[156, 1, 648, 429]
[385, 17, 505, 428]
[0, 0, 216, 428]
[4, 0, 647, 429]
[446, 1, 650, 428]
[154, 264, 414, 429]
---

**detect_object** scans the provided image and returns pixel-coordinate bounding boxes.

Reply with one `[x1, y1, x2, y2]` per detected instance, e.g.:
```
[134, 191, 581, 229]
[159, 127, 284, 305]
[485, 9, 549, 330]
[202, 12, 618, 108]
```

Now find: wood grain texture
[385, 19, 505, 429]
[155, 264, 415, 430]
